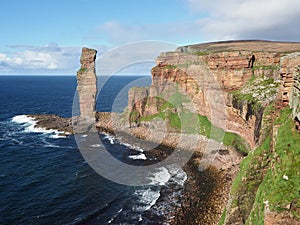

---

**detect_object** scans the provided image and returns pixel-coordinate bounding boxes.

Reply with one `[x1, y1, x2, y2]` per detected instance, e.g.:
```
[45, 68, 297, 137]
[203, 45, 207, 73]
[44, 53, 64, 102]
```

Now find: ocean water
[0, 76, 187, 225]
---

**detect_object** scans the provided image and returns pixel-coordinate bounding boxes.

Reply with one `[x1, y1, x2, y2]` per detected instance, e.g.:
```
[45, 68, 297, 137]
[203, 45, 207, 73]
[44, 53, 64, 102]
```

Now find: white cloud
[0, 43, 84, 74]
[8, 42, 62, 52]
[19, 51, 59, 69]
[0, 43, 120, 75]
[186, 0, 300, 41]
[93, 0, 300, 45]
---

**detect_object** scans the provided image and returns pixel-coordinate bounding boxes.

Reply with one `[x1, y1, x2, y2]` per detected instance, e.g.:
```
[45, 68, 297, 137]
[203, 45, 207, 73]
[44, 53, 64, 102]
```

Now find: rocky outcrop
[76, 47, 97, 119]
[157, 51, 281, 90]
[280, 53, 300, 116]
[25, 114, 72, 135]
[73, 47, 98, 133]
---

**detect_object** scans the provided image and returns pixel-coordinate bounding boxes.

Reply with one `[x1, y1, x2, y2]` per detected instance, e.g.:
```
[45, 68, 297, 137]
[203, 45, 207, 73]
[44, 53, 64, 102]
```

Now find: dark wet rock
[27, 114, 73, 135]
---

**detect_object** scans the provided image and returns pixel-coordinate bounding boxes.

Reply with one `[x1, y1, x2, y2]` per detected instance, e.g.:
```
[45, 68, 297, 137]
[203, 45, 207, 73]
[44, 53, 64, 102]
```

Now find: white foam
[49, 133, 67, 139]
[103, 134, 115, 144]
[12, 115, 35, 124]
[42, 140, 61, 148]
[11, 138, 23, 145]
[134, 188, 161, 211]
[81, 134, 88, 138]
[132, 165, 187, 214]
[12, 115, 67, 139]
[138, 215, 143, 221]
[122, 143, 144, 152]
[148, 167, 171, 186]
[90, 144, 102, 148]
[25, 123, 51, 134]
[166, 164, 187, 186]
[107, 208, 123, 224]
[129, 153, 147, 160]
[147, 165, 187, 186]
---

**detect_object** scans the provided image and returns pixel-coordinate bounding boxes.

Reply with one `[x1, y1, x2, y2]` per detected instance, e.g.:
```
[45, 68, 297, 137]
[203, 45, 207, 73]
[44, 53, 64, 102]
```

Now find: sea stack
[77, 47, 97, 119]
[75, 47, 97, 132]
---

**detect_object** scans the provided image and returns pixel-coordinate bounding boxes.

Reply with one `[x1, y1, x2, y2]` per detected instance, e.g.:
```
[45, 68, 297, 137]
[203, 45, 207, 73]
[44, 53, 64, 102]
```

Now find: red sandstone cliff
[123, 41, 300, 225]
[127, 41, 300, 150]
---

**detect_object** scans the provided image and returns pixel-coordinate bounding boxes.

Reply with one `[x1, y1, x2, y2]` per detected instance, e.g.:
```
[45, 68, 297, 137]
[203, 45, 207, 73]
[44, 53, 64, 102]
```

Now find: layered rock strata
[127, 41, 300, 150]
[74, 47, 98, 133]
[76, 47, 97, 119]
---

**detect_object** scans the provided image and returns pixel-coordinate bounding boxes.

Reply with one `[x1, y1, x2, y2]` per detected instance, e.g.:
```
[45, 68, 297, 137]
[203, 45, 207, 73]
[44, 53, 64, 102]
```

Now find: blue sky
[1, 0, 300, 75]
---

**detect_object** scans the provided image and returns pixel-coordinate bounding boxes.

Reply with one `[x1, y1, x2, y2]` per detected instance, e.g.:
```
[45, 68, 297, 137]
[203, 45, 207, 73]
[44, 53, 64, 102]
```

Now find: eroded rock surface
[127, 41, 300, 150]
[27, 114, 73, 135]
[77, 47, 97, 119]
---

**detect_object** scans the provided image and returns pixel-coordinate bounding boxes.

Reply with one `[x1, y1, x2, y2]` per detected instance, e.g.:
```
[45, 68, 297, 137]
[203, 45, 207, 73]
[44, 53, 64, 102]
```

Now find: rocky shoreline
[99, 125, 242, 224]
[27, 112, 243, 224]
[170, 153, 241, 225]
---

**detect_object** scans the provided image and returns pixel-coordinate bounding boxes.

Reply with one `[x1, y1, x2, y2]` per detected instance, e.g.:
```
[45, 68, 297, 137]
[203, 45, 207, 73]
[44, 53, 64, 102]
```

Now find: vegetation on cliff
[128, 85, 250, 155]
[247, 108, 300, 224]
[231, 75, 280, 114]
[222, 106, 300, 224]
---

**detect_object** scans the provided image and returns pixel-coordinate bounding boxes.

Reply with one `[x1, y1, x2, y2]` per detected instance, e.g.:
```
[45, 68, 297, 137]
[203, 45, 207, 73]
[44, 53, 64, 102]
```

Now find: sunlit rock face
[76, 47, 97, 119]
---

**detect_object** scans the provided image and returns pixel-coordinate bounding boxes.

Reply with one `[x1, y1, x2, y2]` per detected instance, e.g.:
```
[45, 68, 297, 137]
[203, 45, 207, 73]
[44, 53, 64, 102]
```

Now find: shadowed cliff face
[76, 47, 97, 119]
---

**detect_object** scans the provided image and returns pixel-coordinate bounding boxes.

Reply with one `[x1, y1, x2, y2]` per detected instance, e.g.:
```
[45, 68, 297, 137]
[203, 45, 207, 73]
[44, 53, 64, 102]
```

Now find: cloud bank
[186, 0, 300, 41]
[0, 43, 82, 75]
[95, 0, 300, 44]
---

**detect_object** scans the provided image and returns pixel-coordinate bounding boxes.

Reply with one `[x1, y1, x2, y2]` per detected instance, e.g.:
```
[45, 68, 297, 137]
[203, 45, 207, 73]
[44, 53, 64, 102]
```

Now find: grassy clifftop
[177, 40, 300, 53]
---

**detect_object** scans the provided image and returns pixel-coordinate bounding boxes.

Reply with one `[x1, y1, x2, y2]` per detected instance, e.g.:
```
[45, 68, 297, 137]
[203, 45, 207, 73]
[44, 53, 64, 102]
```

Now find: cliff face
[128, 42, 300, 150]
[123, 41, 300, 224]
[154, 51, 281, 149]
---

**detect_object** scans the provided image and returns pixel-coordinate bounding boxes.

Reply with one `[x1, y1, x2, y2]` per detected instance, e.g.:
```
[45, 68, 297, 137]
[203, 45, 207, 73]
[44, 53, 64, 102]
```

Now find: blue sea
[0, 76, 186, 225]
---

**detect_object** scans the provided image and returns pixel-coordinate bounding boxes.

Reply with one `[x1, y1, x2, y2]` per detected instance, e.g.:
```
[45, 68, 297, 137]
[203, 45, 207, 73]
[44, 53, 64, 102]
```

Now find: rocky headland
[28, 40, 300, 224]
